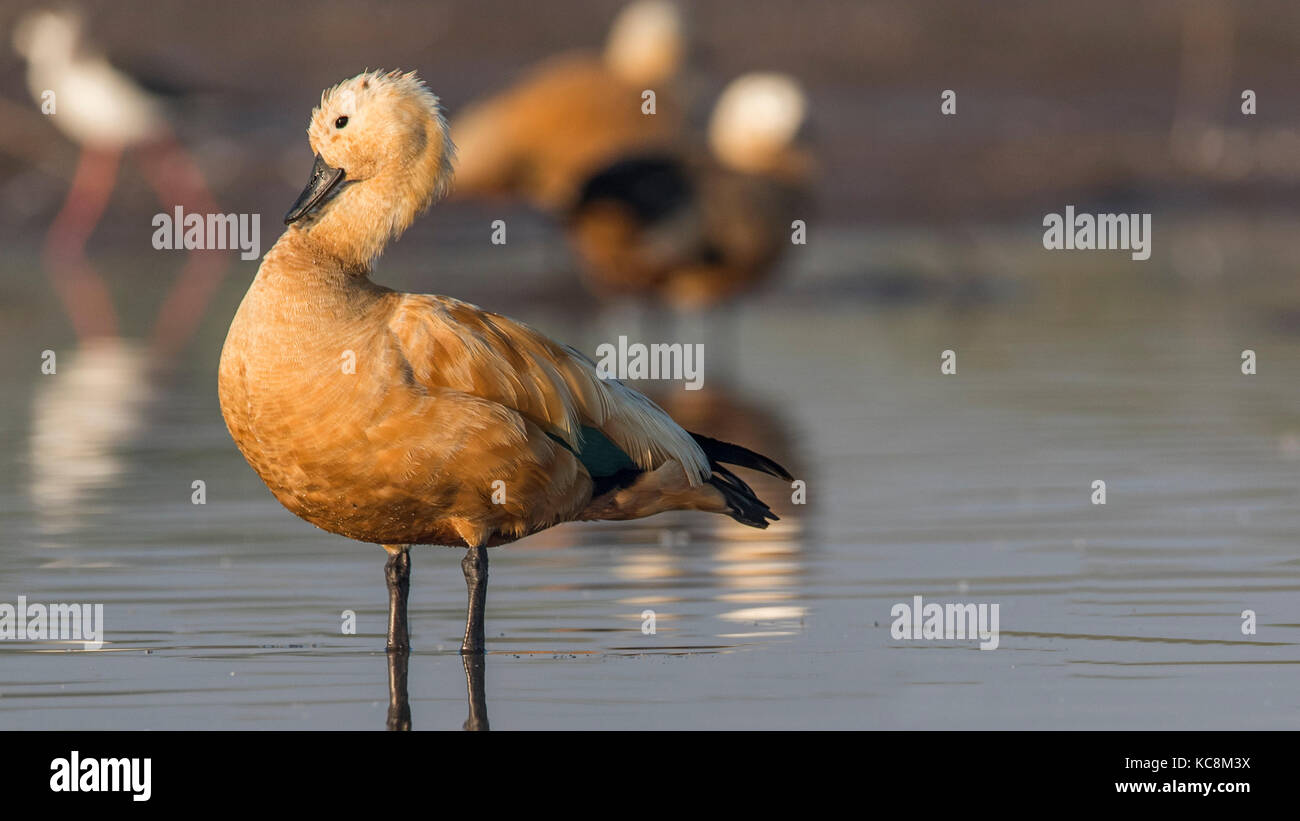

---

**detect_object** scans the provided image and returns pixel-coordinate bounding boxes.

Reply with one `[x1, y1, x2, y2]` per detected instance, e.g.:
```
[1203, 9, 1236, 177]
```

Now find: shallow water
[1, 234, 1298, 730]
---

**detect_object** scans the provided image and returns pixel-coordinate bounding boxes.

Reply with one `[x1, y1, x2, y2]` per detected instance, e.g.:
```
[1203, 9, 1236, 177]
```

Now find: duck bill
[284, 154, 346, 224]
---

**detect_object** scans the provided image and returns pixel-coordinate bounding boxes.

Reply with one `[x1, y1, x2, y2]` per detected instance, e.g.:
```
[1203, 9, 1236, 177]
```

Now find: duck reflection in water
[384, 652, 489, 732]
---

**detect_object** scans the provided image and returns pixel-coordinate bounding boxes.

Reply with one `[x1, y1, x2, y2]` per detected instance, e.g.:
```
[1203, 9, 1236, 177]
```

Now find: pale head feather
[13, 8, 83, 62]
[604, 0, 684, 86]
[294, 70, 456, 269]
[708, 72, 808, 175]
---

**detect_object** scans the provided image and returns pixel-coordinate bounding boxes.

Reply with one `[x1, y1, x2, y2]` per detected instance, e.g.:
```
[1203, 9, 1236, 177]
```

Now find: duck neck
[263, 229, 382, 292]
[291, 185, 400, 273]
[254, 231, 393, 330]
[296, 146, 445, 272]
[271, 227, 361, 276]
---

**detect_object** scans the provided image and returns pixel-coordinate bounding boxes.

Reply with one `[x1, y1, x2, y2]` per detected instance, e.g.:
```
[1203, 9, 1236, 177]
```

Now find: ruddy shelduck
[567, 72, 813, 311]
[218, 70, 790, 656]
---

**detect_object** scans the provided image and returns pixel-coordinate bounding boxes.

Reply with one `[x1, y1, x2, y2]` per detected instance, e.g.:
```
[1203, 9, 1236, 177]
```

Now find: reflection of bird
[218, 71, 793, 662]
[450, 0, 686, 212]
[28, 338, 155, 539]
[13, 7, 224, 357]
[567, 73, 812, 312]
[613, 381, 808, 638]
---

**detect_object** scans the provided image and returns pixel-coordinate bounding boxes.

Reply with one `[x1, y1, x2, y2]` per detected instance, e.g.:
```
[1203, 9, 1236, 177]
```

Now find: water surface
[1, 231, 1297, 729]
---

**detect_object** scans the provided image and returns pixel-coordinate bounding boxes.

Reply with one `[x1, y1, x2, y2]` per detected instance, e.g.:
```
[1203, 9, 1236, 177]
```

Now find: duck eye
[334, 116, 349, 129]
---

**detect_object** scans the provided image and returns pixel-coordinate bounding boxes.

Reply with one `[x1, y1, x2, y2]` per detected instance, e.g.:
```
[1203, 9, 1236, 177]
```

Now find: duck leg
[384, 546, 411, 652]
[381, 545, 413, 729]
[460, 545, 488, 654]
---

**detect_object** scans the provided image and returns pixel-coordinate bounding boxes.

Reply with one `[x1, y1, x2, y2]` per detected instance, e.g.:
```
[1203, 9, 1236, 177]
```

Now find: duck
[217, 70, 792, 656]
[566, 72, 813, 312]
[449, 0, 686, 213]
[13, 7, 226, 358]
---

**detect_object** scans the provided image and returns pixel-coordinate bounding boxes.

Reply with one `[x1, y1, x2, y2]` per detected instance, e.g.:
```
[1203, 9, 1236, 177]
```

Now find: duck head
[285, 70, 455, 270]
[604, 0, 684, 86]
[707, 72, 809, 178]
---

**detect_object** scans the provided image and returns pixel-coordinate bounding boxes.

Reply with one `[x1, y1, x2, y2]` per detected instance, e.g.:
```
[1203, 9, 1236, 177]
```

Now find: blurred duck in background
[450, 0, 687, 213]
[566, 72, 813, 313]
[13, 6, 225, 359]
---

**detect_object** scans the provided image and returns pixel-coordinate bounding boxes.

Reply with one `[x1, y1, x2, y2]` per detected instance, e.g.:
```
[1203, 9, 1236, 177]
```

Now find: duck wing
[387, 293, 710, 485]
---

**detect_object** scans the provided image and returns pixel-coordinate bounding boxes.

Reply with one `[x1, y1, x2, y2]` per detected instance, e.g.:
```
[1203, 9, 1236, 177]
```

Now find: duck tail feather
[689, 432, 793, 480]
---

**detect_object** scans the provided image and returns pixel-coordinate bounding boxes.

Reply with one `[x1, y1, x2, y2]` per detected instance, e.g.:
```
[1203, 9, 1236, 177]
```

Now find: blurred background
[0, 0, 1298, 730]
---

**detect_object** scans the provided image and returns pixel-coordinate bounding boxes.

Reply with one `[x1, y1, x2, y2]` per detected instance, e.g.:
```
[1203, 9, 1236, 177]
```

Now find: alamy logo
[1043, 205, 1151, 260]
[0, 596, 103, 650]
[152, 206, 261, 260]
[50, 751, 151, 802]
[890, 595, 1000, 650]
[594, 336, 704, 390]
